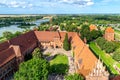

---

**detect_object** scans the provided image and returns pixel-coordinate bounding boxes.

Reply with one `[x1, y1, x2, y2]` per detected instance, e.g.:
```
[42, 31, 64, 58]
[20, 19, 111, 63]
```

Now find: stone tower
[104, 27, 114, 41]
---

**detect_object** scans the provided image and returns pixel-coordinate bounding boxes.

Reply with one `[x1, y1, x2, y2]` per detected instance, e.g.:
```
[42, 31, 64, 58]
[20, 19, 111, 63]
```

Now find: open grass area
[90, 42, 120, 75]
[50, 54, 69, 74]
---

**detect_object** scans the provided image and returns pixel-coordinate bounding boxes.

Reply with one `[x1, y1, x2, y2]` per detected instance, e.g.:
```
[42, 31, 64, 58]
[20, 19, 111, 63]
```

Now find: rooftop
[105, 27, 114, 33]
[89, 24, 97, 31]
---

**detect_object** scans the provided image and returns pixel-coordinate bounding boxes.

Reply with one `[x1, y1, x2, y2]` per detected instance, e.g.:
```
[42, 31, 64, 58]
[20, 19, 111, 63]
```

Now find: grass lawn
[50, 54, 69, 74]
[90, 42, 120, 75]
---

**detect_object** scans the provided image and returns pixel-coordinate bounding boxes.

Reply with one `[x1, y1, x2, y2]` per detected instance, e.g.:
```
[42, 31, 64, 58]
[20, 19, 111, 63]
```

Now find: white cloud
[0, 0, 33, 8]
[56, 0, 94, 7]
[86, 1, 94, 6]
[0, 0, 94, 9]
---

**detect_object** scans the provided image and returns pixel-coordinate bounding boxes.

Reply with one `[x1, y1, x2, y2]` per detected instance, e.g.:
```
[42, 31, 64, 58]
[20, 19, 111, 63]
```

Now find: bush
[50, 64, 68, 74]
[65, 73, 84, 80]
[14, 58, 49, 80]
[104, 41, 116, 53]
[32, 48, 42, 58]
[113, 48, 120, 61]
[96, 37, 116, 53]
[96, 37, 106, 50]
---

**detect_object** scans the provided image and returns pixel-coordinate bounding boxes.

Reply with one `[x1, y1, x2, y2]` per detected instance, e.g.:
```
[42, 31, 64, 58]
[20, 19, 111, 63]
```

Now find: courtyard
[42, 48, 75, 80]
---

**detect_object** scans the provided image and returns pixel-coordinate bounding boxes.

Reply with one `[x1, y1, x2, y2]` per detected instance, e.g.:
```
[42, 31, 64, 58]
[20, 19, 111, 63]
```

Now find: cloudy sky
[0, 0, 120, 14]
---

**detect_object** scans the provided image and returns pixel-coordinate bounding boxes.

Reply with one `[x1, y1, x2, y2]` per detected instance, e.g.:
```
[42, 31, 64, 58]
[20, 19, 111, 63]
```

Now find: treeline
[2, 31, 22, 40]
[17, 23, 36, 29]
[80, 25, 102, 43]
[0, 16, 43, 27]
[52, 15, 120, 25]
[39, 15, 120, 32]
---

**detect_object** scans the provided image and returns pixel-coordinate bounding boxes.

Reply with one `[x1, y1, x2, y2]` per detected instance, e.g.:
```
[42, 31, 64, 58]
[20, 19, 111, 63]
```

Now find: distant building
[0, 30, 109, 80]
[89, 24, 97, 31]
[104, 27, 114, 41]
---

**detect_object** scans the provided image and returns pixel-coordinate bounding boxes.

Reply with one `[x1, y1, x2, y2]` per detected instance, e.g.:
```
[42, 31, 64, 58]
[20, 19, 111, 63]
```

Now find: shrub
[65, 73, 84, 80]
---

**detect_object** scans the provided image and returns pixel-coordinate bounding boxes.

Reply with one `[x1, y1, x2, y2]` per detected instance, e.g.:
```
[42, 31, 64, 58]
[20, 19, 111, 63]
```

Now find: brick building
[0, 30, 109, 80]
[89, 24, 97, 31]
[104, 27, 114, 41]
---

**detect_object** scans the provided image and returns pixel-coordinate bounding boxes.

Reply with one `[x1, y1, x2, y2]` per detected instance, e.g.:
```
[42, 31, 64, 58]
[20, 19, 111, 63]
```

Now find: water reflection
[0, 19, 49, 37]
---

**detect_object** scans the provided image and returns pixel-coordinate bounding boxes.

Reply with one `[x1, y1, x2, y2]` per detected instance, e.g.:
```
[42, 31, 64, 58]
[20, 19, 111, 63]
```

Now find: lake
[0, 19, 49, 37]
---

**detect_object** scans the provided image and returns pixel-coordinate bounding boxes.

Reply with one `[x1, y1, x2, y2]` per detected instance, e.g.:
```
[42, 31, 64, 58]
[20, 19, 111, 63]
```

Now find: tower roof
[105, 27, 114, 33]
[89, 24, 97, 31]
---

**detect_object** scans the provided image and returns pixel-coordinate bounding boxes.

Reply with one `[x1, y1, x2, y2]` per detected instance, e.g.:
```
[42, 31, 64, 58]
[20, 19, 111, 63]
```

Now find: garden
[50, 54, 69, 74]
[90, 42, 120, 74]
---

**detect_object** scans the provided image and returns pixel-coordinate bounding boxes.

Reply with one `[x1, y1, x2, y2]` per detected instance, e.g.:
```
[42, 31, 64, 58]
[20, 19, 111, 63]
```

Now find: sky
[0, 0, 120, 14]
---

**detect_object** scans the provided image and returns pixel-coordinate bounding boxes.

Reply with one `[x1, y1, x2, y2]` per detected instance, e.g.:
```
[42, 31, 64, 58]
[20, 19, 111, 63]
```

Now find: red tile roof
[35, 31, 60, 42]
[105, 27, 114, 33]
[59, 32, 76, 42]
[35, 31, 76, 42]
[89, 24, 97, 31]
[72, 34, 97, 76]
[9, 31, 37, 55]
[0, 31, 37, 67]
[0, 41, 10, 52]
[0, 47, 16, 67]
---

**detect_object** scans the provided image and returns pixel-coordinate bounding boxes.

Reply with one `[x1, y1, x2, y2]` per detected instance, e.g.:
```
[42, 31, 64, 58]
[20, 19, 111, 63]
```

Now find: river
[0, 19, 49, 37]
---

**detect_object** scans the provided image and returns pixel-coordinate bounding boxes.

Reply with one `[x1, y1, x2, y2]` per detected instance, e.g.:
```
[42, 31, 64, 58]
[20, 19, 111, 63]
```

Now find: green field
[50, 54, 69, 74]
[90, 42, 120, 74]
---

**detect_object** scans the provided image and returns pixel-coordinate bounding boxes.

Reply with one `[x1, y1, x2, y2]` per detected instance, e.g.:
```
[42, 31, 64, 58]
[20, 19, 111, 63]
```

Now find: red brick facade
[104, 27, 114, 41]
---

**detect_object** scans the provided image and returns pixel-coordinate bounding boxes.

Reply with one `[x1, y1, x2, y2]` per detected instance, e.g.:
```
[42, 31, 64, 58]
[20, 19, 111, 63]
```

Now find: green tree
[96, 37, 106, 50]
[14, 58, 49, 80]
[113, 48, 120, 61]
[14, 31, 22, 37]
[63, 33, 70, 51]
[90, 30, 102, 40]
[96, 37, 116, 53]
[104, 41, 116, 53]
[32, 48, 42, 58]
[80, 25, 91, 42]
[2, 31, 13, 40]
[65, 73, 84, 80]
